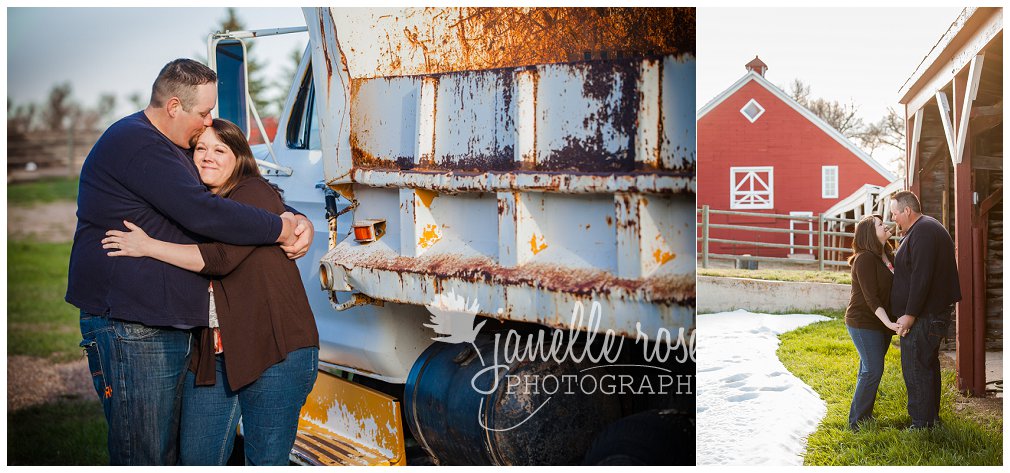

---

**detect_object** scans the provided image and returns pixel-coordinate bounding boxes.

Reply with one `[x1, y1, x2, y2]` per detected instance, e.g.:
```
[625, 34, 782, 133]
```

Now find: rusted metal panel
[347, 58, 693, 177]
[662, 55, 696, 171]
[320, 240, 694, 338]
[350, 169, 695, 194]
[326, 7, 694, 79]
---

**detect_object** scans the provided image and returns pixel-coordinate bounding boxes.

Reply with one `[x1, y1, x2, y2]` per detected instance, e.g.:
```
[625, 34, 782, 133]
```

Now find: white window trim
[789, 211, 814, 255]
[822, 165, 839, 199]
[740, 98, 766, 123]
[730, 166, 774, 209]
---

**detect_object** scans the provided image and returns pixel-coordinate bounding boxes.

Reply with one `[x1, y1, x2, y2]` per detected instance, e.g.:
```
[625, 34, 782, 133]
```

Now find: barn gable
[699, 70, 896, 183]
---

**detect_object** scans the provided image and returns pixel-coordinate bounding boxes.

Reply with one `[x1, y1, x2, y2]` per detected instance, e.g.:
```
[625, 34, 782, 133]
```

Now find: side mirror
[212, 39, 250, 135]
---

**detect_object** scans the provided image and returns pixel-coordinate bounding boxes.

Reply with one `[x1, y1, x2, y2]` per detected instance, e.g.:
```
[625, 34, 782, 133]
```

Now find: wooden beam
[978, 186, 1002, 216]
[935, 91, 957, 166]
[954, 55, 985, 164]
[972, 154, 1004, 171]
[970, 101, 1003, 137]
[900, 8, 1002, 117]
[908, 108, 924, 187]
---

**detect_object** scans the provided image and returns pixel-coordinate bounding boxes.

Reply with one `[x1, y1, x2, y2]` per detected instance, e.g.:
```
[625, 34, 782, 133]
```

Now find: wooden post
[951, 70, 982, 396]
[817, 214, 825, 271]
[702, 205, 710, 268]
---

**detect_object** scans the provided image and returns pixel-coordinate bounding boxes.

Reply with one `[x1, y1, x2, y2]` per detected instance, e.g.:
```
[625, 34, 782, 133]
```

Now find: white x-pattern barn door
[730, 166, 773, 209]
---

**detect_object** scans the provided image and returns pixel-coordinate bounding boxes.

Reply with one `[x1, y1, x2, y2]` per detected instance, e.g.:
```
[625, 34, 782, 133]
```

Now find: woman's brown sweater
[845, 251, 894, 332]
[190, 177, 318, 391]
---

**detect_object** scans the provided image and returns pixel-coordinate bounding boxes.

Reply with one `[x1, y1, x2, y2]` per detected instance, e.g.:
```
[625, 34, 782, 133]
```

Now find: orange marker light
[354, 226, 375, 241]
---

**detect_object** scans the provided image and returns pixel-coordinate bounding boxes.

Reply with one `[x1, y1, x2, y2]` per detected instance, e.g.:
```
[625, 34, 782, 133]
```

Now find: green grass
[700, 267, 851, 285]
[7, 399, 109, 465]
[7, 176, 79, 205]
[778, 318, 1002, 465]
[7, 239, 81, 362]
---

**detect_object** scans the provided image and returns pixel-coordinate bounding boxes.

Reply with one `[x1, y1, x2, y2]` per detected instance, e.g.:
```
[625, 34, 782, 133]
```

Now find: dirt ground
[7, 356, 95, 411]
[7, 199, 94, 412]
[7, 200, 79, 243]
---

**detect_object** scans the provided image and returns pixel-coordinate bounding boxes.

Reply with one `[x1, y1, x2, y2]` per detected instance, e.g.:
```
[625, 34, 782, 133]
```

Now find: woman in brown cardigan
[102, 119, 318, 465]
[845, 214, 902, 431]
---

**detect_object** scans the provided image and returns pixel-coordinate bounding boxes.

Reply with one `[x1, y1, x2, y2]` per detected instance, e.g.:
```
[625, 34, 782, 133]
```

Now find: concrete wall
[698, 275, 849, 313]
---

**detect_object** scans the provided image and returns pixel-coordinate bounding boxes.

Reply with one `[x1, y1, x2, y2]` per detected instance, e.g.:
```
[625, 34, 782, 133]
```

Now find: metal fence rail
[697, 205, 858, 271]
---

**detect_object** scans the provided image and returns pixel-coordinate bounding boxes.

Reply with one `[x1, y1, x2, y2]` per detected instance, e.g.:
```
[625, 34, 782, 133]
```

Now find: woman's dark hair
[206, 118, 263, 198]
[847, 214, 894, 265]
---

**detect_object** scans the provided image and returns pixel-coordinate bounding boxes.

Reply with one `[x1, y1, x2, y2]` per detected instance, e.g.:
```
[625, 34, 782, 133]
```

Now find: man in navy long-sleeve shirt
[67, 59, 312, 465]
[889, 190, 961, 429]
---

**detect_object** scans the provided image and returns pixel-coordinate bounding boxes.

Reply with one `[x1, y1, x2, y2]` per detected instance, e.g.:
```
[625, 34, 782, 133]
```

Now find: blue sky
[7, 7, 308, 120]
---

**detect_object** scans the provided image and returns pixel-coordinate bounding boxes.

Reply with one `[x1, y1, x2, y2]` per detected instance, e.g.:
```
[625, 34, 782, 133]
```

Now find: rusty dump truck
[209, 6, 696, 466]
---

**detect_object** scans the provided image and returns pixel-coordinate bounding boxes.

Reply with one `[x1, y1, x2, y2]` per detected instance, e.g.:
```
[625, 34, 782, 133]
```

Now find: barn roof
[697, 70, 897, 182]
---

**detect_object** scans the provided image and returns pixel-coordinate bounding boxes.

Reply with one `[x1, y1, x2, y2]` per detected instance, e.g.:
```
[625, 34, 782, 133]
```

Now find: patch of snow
[696, 309, 831, 465]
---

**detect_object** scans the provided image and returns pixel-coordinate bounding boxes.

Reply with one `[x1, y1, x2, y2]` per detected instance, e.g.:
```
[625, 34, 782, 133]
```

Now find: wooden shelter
[897, 7, 1002, 396]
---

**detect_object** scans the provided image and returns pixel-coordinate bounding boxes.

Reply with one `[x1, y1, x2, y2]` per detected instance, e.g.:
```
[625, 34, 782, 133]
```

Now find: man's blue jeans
[79, 311, 192, 465]
[900, 309, 951, 428]
[179, 346, 318, 466]
[846, 325, 892, 429]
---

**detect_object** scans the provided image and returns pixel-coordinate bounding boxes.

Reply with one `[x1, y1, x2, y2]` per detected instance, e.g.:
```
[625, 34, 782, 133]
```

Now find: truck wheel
[581, 408, 694, 466]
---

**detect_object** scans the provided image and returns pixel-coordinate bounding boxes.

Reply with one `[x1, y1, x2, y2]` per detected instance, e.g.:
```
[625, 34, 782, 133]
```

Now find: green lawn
[778, 314, 1002, 466]
[7, 176, 79, 205]
[7, 399, 109, 465]
[7, 240, 81, 362]
[699, 267, 851, 285]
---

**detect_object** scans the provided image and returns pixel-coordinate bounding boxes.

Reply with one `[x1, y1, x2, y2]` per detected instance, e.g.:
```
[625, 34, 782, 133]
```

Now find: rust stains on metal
[605, 215, 613, 226]
[325, 245, 694, 305]
[374, 7, 695, 77]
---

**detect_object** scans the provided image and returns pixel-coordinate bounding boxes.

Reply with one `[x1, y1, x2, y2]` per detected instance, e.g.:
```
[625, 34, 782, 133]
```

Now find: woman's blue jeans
[179, 346, 319, 465]
[847, 325, 893, 429]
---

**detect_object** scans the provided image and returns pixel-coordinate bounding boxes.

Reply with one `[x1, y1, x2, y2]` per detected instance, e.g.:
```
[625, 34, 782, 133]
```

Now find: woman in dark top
[102, 119, 318, 465]
[844, 214, 901, 431]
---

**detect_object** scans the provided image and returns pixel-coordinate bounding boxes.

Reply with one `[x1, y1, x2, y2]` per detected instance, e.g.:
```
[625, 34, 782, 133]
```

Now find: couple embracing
[67, 59, 318, 465]
[844, 190, 961, 431]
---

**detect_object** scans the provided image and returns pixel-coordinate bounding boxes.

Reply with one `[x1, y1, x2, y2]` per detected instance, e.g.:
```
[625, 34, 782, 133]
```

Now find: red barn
[697, 57, 895, 260]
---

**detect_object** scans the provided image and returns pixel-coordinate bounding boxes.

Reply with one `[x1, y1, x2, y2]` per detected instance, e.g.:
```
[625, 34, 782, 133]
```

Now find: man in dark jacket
[68, 59, 313, 465]
[889, 190, 961, 429]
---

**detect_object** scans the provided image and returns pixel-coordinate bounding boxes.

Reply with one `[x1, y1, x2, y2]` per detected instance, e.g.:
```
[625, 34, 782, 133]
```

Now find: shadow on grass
[778, 318, 1002, 466]
[8, 399, 108, 465]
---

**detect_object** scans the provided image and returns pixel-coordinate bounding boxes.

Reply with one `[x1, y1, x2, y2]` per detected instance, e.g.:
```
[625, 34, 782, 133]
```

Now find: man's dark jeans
[899, 307, 951, 428]
[79, 311, 192, 465]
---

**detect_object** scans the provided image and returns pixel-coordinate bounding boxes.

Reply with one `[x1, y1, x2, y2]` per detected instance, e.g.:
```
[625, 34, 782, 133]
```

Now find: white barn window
[730, 166, 774, 209]
[822, 166, 839, 198]
[740, 99, 765, 123]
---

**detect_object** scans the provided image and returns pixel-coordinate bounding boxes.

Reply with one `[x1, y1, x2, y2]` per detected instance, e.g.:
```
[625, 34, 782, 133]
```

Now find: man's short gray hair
[892, 190, 922, 214]
[150, 59, 217, 111]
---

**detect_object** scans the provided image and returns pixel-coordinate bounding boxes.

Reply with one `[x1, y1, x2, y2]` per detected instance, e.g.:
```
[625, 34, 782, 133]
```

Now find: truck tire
[581, 408, 694, 466]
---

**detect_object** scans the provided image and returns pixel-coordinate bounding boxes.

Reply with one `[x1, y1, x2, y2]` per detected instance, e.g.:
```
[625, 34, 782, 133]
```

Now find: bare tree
[127, 91, 146, 111]
[8, 99, 38, 136]
[40, 82, 77, 131]
[788, 79, 865, 138]
[77, 93, 118, 131]
[858, 107, 906, 176]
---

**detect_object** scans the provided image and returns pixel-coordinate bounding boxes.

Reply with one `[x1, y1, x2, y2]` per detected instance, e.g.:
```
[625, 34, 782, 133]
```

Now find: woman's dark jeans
[847, 325, 893, 429]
